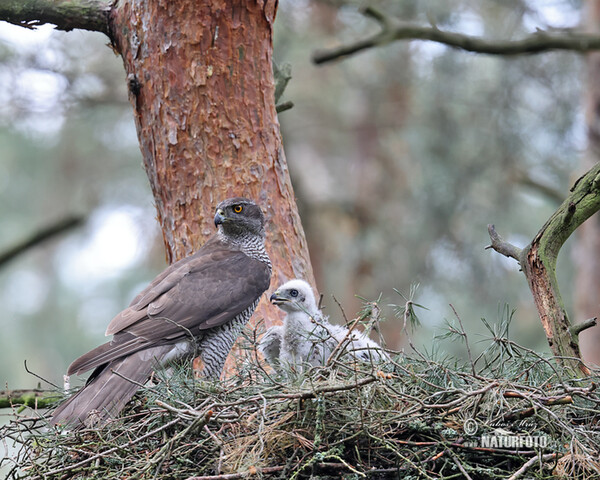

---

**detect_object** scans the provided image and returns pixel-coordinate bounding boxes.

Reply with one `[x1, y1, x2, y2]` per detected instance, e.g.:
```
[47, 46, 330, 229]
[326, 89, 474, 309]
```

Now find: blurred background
[0, 0, 591, 390]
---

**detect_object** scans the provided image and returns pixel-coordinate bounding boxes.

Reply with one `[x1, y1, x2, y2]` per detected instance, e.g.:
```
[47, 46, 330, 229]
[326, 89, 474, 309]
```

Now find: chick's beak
[269, 292, 288, 305]
[214, 209, 226, 227]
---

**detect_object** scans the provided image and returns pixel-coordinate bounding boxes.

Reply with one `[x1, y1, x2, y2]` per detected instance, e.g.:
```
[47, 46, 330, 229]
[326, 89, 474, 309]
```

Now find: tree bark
[109, 1, 315, 339]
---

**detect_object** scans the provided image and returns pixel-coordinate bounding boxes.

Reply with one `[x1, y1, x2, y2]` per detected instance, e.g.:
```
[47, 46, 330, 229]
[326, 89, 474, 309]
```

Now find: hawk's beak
[270, 292, 289, 305]
[214, 209, 226, 227]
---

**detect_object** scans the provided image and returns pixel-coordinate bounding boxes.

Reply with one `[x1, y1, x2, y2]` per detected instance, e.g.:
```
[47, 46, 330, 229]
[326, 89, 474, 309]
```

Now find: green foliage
[390, 283, 427, 331]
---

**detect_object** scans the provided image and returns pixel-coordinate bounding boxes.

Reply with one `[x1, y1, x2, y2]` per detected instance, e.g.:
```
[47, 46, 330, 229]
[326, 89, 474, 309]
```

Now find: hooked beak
[214, 209, 226, 227]
[269, 292, 289, 305]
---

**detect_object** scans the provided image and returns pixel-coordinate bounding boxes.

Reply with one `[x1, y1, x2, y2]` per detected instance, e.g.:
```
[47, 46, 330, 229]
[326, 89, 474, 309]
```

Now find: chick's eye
[233, 205, 243, 213]
[290, 289, 298, 297]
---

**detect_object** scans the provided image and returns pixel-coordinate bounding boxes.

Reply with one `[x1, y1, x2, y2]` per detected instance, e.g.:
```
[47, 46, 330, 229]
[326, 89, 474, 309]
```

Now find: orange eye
[233, 205, 243, 213]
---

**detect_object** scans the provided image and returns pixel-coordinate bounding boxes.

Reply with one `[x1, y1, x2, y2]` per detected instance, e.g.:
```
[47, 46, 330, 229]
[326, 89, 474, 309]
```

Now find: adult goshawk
[52, 197, 271, 428]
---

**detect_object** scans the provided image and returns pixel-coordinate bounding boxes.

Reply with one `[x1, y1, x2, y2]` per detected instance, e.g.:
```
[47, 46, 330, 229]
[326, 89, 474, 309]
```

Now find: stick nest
[2, 315, 600, 480]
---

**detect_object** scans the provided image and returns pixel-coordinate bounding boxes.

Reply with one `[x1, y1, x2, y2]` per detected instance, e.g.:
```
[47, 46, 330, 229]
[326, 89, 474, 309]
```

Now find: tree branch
[276, 101, 294, 113]
[570, 317, 597, 337]
[487, 163, 600, 375]
[0, 215, 84, 269]
[0, 0, 111, 35]
[313, 6, 600, 64]
[0, 389, 58, 409]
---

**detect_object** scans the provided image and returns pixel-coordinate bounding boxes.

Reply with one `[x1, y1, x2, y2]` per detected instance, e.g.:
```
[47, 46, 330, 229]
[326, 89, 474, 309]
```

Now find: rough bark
[109, 2, 315, 333]
[575, 1, 600, 366]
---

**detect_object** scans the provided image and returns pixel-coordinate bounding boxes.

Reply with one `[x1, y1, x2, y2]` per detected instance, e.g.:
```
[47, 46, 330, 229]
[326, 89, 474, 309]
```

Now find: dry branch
[185, 466, 285, 480]
[313, 6, 600, 64]
[507, 453, 558, 480]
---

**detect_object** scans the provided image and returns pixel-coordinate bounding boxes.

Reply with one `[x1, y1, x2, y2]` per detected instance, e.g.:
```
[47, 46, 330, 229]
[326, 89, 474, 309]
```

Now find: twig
[503, 390, 573, 405]
[506, 453, 557, 480]
[423, 382, 499, 410]
[326, 303, 361, 366]
[24, 359, 61, 389]
[486, 224, 522, 262]
[185, 466, 286, 480]
[514, 170, 564, 205]
[266, 375, 378, 400]
[450, 451, 474, 480]
[570, 317, 597, 337]
[449, 304, 477, 377]
[29, 417, 182, 480]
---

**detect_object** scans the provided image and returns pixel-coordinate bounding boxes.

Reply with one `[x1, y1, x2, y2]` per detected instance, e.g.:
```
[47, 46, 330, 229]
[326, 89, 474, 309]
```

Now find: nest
[2, 315, 600, 480]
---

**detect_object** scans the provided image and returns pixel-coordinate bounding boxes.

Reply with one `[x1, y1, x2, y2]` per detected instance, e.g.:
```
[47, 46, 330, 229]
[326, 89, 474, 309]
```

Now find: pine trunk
[109, 0, 314, 371]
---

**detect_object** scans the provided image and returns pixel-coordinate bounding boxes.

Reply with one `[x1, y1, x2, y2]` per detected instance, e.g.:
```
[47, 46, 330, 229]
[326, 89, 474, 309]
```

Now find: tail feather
[51, 345, 171, 429]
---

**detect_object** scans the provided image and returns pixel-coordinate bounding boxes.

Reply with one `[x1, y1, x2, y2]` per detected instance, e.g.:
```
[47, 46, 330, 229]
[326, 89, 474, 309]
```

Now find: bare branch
[30, 417, 183, 480]
[571, 317, 598, 337]
[514, 170, 564, 205]
[0, 0, 111, 35]
[486, 224, 522, 262]
[276, 101, 294, 113]
[313, 6, 600, 65]
[0, 215, 84, 269]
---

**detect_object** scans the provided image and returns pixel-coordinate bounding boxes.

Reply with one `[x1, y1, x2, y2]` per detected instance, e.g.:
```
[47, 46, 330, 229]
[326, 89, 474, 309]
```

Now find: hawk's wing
[68, 237, 270, 375]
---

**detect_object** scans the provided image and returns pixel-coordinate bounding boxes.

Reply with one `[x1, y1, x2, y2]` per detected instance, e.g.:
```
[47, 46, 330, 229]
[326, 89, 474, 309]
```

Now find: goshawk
[52, 197, 271, 427]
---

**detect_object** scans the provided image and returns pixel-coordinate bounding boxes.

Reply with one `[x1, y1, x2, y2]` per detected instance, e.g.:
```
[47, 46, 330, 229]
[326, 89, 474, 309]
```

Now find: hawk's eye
[290, 289, 298, 297]
[233, 205, 243, 213]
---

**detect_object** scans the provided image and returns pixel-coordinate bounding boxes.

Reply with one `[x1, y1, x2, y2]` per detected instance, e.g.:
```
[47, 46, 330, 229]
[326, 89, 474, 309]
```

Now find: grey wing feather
[106, 263, 193, 335]
[69, 242, 270, 376]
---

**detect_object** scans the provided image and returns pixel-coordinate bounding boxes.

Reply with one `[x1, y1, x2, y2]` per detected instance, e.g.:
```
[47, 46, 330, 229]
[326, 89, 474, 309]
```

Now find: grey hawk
[260, 279, 388, 371]
[51, 197, 271, 428]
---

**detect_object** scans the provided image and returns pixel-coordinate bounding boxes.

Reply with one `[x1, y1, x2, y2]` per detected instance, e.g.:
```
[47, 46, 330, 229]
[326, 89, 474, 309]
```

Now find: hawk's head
[214, 197, 266, 238]
[270, 279, 318, 315]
